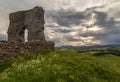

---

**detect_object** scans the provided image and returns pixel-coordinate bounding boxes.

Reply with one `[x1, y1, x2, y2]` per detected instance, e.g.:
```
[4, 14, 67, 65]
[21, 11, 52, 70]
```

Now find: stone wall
[0, 6, 55, 63]
[0, 41, 55, 63]
[8, 6, 45, 42]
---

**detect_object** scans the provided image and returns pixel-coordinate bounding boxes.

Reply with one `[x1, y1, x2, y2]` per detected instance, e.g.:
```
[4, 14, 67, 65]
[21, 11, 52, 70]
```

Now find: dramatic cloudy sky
[0, 0, 120, 46]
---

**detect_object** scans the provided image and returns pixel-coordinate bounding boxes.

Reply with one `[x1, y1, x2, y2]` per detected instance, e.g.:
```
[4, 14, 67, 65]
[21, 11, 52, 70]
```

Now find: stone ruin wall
[0, 41, 54, 63]
[0, 6, 55, 63]
[8, 6, 45, 42]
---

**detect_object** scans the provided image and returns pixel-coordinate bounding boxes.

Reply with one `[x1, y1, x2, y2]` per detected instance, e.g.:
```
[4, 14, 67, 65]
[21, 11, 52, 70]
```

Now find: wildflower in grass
[56, 66, 62, 71]
[37, 68, 41, 71]
[1, 71, 9, 79]
[52, 54, 59, 58]
[69, 75, 74, 80]
[41, 57, 45, 62]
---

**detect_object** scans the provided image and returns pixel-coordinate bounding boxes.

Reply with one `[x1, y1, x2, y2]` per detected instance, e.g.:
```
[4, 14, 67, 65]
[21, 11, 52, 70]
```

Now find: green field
[0, 49, 120, 82]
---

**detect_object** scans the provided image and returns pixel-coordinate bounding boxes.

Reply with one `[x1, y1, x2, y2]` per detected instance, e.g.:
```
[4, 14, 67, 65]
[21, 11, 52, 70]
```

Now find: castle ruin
[0, 6, 55, 63]
[8, 6, 45, 42]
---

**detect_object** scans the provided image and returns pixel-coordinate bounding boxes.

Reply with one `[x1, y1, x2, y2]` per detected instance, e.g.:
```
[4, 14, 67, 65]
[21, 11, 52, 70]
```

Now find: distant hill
[56, 45, 120, 50]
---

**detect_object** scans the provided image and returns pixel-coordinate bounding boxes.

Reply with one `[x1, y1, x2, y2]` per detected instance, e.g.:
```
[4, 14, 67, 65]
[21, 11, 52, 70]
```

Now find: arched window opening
[25, 29, 28, 42]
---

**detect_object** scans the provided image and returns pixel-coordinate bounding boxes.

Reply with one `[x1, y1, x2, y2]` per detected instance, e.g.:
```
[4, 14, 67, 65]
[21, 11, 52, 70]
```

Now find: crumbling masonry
[8, 6, 45, 42]
[0, 6, 55, 63]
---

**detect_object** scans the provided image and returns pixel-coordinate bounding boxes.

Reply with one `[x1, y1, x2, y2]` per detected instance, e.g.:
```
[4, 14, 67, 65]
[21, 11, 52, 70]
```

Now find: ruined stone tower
[8, 6, 45, 42]
[0, 7, 55, 63]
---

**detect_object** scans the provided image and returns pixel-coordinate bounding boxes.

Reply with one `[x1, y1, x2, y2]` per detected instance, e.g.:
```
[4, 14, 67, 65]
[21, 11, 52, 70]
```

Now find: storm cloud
[45, 4, 120, 46]
[0, 0, 120, 46]
[46, 9, 86, 27]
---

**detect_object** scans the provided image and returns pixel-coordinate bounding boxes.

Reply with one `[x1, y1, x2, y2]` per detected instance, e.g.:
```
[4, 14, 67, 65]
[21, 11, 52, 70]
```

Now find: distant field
[0, 48, 120, 82]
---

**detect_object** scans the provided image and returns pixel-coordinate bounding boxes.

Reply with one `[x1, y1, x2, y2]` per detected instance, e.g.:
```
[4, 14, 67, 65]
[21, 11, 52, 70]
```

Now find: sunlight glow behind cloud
[0, 0, 120, 46]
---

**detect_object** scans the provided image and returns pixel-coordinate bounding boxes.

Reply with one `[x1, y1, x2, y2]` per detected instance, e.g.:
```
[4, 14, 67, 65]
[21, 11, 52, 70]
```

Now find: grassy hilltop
[0, 48, 120, 82]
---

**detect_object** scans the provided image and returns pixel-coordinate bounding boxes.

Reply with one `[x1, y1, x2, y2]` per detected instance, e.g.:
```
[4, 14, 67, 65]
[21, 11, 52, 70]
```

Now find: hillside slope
[0, 50, 120, 82]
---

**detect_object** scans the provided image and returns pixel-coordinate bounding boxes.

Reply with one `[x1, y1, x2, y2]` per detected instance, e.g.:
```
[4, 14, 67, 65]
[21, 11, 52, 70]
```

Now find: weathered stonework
[8, 6, 45, 42]
[0, 41, 54, 63]
[0, 6, 55, 63]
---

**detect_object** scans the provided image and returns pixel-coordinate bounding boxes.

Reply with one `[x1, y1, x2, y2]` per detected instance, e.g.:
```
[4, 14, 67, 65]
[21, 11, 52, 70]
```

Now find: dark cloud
[93, 11, 116, 28]
[46, 9, 118, 32]
[45, 9, 86, 27]
[0, 0, 120, 45]
[85, 5, 105, 13]
[45, 5, 120, 45]
[63, 35, 81, 42]
[79, 25, 120, 45]
[52, 28, 76, 33]
[45, 5, 108, 27]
